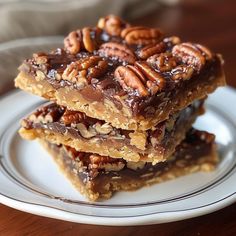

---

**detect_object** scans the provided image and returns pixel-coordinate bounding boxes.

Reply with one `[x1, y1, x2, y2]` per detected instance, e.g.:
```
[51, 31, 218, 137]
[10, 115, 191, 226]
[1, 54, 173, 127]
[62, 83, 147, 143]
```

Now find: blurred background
[0, 0, 235, 95]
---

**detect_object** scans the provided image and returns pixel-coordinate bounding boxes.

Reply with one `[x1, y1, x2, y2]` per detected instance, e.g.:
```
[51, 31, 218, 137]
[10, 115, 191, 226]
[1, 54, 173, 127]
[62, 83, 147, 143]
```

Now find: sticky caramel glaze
[16, 54, 225, 131]
[20, 100, 203, 163]
[41, 129, 218, 201]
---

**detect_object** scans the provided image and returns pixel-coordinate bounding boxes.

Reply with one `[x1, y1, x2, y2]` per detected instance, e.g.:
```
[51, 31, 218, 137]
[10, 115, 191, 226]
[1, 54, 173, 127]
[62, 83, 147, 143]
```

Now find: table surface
[1, 0, 236, 235]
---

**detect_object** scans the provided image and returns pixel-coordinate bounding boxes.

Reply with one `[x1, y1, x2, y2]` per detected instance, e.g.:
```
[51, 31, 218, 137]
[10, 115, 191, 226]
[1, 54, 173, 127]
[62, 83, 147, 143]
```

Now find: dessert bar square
[15, 15, 225, 131]
[19, 100, 204, 163]
[40, 129, 218, 201]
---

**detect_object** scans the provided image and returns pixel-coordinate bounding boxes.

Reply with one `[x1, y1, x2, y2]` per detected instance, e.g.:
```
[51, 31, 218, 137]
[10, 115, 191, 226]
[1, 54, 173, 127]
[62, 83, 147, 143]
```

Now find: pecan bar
[19, 100, 204, 163]
[40, 129, 218, 201]
[15, 15, 225, 131]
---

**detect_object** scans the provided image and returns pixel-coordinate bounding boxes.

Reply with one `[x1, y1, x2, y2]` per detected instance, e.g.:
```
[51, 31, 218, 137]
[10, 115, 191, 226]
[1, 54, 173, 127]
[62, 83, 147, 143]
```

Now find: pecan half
[135, 61, 166, 89]
[61, 109, 87, 125]
[82, 27, 97, 52]
[172, 42, 211, 71]
[98, 42, 136, 64]
[64, 27, 99, 54]
[137, 42, 166, 59]
[97, 15, 127, 36]
[115, 65, 148, 96]
[147, 53, 177, 72]
[114, 63, 166, 97]
[62, 56, 108, 87]
[195, 44, 213, 60]
[64, 30, 82, 54]
[171, 65, 194, 81]
[121, 26, 162, 45]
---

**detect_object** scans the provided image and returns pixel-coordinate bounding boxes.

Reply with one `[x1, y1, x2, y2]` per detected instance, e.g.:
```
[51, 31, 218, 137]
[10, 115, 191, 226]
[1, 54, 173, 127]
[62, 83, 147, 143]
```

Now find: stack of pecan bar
[15, 15, 225, 201]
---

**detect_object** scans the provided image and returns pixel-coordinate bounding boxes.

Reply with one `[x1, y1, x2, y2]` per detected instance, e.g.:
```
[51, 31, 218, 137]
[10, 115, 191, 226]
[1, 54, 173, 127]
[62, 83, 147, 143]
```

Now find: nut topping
[82, 27, 97, 52]
[64, 30, 82, 54]
[135, 61, 166, 89]
[195, 44, 213, 60]
[121, 26, 162, 45]
[171, 65, 194, 81]
[62, 56, 108, 87]
[115, 62, 166, 96]
[150, 123, 165, 147]
[63, 145, 86, 161]
[172, 42, 211, 71]
[147, 53, 177, 72]
[61, 109, 87, 125]
[115, 65, 148, 96]
[89, 154, 125, 171]
[33, 53, 48, 65]
[75, 123, 97, 138]
[25, 104, 64, 125]
[98, 42, 136, 64]
[137, 42, 166, 59]
[97, 15, 127, 36]
[94, 123, 113, 135]
[64, 27, 99, 54]
[126, 161, 145, 170]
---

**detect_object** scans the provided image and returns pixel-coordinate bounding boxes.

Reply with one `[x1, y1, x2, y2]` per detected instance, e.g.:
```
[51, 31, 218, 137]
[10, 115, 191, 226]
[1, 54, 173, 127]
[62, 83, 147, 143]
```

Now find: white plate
[0, 88, 236, 226]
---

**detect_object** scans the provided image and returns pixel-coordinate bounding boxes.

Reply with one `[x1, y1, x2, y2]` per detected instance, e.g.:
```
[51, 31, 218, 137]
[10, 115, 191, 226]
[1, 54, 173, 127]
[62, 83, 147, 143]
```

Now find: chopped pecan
[126, 161, 145, 170]
[75, 123, 97, 138]
[172, 42, 211, 71]
[62, 56, 108, 87]
[121, 26, 162, 45]
[33, 53, 48, 65]
[28, 104, 64, 124]
[171, 65, 194, 81]
[98, 42, 136, 64]
[97, 15, 127, 36]
[147, 53, 177, 72]
[35, 70, 46, 81]
[64, 27, 99, 54]
[64, 145, 86, 161]
[137, 42, 166, 59]
[135, 61, 166, 89]
[90, 154, 116, 165]
[150, 123, 165, 147]
[89, 154, 125, 171]
[94, 122, 113, 135]
[31, 53, 49, 73]
[61, 109, 87, 125]
[129, 131, 147, 150]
